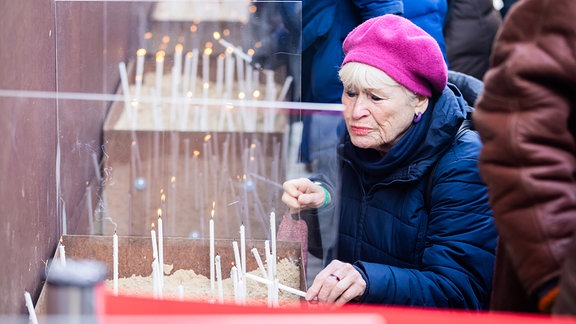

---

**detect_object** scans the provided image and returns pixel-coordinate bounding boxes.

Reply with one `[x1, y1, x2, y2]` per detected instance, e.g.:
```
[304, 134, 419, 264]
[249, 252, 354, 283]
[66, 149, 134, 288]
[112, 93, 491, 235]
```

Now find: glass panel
[51, 0, 306, 241]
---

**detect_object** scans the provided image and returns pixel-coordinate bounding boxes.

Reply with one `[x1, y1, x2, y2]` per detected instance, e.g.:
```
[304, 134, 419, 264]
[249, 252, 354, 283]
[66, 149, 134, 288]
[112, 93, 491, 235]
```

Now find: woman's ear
[414, 94, 429, 114]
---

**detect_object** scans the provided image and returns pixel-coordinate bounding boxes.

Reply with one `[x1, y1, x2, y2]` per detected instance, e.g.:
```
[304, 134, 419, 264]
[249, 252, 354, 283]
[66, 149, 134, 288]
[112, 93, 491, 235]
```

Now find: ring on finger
[329, 273, 341, 282]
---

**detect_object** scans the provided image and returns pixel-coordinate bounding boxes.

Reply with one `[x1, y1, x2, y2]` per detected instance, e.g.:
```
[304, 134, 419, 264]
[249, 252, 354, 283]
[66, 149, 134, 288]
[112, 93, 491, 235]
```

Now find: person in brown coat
[474, 0, 576, 315]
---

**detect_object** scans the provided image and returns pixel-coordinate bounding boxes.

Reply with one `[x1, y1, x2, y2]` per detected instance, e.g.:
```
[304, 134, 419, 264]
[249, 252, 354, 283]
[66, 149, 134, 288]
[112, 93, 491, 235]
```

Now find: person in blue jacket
[300, 0, 449, 265]
[282, 14, 496, 309]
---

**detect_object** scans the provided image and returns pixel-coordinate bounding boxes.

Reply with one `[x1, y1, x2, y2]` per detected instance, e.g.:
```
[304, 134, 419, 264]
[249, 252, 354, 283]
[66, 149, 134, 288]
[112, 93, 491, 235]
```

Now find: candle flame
[151, 222, 155, 230]
[226, 47, 233, 55]
[252, 90, 261, 99]
[193, 150, 200, 157]
[223, 29, 230, 37]
[247, 48, 255, 56]
[219, 53, 225, 60]
[190, 24, 198, 33]
[175, 43, 183, 52]
[203, 134, 211, 141]
[162, 35, 170, 44]
[136, 48, 146, 57]
[204, 47, 212, 56]
[171, 176, 176, 184]
[157, 208, 162, 218]
[238, 92, 246, 100]
[203, 82, 210, 89]
[161, 192, 166, 203]
[186, 51, 193, 58]
[254, 41, 263, 49]
[156, 50, 165, 63]
[213, 32, 221, 40]
[250, 143, 256, 149]
[144, 32, 152, 40]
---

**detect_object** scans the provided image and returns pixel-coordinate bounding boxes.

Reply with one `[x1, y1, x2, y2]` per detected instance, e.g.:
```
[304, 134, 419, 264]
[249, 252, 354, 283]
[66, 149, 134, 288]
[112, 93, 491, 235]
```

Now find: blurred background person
[474, 0, 576, 315]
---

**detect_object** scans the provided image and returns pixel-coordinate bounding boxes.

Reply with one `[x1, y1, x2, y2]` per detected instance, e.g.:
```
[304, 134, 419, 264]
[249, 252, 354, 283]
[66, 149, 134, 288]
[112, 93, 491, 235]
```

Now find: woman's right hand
[282, 178, 326, 213]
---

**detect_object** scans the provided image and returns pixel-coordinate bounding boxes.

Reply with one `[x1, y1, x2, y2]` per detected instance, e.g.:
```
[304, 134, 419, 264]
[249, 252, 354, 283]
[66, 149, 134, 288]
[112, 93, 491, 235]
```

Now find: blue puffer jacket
[334, 83, 497, 309]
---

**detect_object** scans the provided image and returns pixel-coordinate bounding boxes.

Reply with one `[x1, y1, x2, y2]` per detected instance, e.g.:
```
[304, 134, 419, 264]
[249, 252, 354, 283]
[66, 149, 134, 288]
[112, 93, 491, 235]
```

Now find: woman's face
[342, 83, 422, 153]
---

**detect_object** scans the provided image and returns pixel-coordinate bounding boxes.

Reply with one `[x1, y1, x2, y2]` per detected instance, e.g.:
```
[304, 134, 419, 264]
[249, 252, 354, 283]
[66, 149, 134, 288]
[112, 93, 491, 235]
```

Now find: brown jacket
[474, 0, 576, 315]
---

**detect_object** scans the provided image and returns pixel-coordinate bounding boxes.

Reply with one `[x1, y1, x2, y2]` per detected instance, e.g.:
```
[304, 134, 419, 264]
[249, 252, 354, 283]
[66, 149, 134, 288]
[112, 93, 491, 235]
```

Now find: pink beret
[342, 14, 447, 97]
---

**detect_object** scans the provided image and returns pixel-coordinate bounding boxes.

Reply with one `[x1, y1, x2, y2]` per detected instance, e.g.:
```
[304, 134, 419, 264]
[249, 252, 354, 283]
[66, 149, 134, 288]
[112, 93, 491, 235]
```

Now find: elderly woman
[282, 14, 496, 309]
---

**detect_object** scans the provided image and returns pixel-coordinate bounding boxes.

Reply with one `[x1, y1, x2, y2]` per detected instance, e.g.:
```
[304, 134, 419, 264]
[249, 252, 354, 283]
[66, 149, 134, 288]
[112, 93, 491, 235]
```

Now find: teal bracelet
[321, 186, 330, 208]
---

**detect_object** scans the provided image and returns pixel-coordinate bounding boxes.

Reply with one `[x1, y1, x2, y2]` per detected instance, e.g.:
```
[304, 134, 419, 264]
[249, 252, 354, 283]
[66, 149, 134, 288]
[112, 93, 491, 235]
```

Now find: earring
[413, 112, 423, 123]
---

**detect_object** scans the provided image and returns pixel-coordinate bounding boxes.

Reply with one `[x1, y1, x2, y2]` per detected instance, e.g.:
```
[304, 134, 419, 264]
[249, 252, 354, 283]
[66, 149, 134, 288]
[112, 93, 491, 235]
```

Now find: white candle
[232, 241, 242, 273]
[277, 75, 294, 101]
[225, 49, 234, 98]
[24, 291, 38, 324]
[235, 51, 245, 93]
[215, 255, 223, 303]
[251, 247, 267, 278]
[178, 284, 184, 301]
[190, 48, 199, 96]
[183, 51, 193, 95]
[58, 238, 66, 267]
[240, 224, 246, 276]
[217, 37, 253, 63]
[62, 202, 67, 235]
[173, 44, 183, 98]
[135, 48, 146, 101]
[209, 205, 215, 295]
[231, 266, 239, 304]
[240, 223, 246, 300]
[202, 46, 212, 93]
[113, 230, 119, 296]
[157, 209, 164, 292]
[150, 223, 158, 260]
[244, 273, 306, 298]
[155, 50, 165, 98]
[151, 259, 160, 299]
[216, 53, 224, 95]
[118, 62, 132, 120]
[270, 211, 277, 278]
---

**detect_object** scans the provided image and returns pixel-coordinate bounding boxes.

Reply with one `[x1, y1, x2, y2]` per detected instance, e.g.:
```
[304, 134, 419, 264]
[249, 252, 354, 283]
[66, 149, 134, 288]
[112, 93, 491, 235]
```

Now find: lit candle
[157, 208, 164, 292]
[58, 238, 66, 267]
[150, 222, 158, 260]
[155, 50, 165, 98]
[24, 291, 38, 324]
[113, 230, 119, 296]
[215, 254, 223, 303]
[216, 53, 224, 95]
[173, 44, 183, 98]
[209, 203, 215, 295]
[183, 51, 193, 95]
[202, 46, 212, 94]
[135, 48, 146, 101]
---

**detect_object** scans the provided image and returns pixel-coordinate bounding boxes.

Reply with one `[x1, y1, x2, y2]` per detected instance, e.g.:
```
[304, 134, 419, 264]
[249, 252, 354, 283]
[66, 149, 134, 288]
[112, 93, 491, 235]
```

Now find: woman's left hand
[305, 259, 366, 307]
